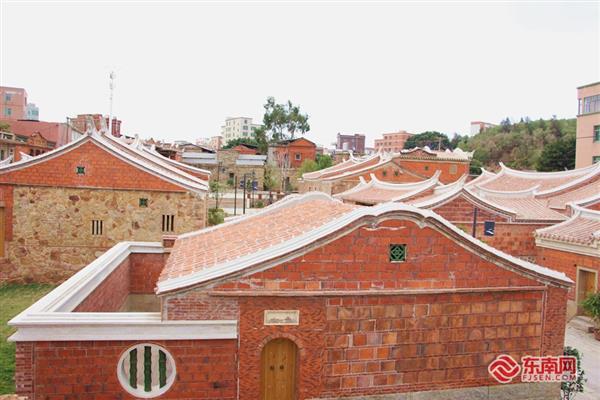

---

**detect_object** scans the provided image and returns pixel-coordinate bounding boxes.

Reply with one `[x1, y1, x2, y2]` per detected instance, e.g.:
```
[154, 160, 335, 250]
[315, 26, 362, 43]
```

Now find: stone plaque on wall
[264, 310, 300, 326]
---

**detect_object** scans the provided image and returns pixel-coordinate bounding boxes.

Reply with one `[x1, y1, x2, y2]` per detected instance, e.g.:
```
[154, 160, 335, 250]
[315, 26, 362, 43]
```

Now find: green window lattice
[389, 244, 407, 262]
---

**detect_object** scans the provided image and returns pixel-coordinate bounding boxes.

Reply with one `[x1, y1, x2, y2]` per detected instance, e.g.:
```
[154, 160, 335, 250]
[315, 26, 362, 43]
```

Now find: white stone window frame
[117, 343, 177, 398]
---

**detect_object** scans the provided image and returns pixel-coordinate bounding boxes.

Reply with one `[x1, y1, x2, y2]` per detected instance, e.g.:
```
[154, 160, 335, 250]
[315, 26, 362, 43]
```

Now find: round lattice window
[117, 343, 176, 398]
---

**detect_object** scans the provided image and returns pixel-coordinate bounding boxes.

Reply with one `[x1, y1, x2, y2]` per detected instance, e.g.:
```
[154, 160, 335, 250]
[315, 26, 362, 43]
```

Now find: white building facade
[220, 117, 262, 143]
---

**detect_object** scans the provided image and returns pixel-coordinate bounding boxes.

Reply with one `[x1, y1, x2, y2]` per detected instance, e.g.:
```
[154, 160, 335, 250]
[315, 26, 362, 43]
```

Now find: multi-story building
[576, 81, 600, 168]
[374, 130, 413, 152]
[25, 103, 39, 121]
[336, 133, 365, 154]
[221, 117, 262, 143]
[469, 121, 496, 136]
[0, 86, 35, 120]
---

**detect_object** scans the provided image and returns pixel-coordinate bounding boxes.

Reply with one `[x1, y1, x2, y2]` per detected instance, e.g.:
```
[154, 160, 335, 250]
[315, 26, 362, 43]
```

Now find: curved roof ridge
[535, 162, 600, 197]
[313, 155, 391, 182]
[464, 169, 496, 188]
[435, 174, 468, 193]
[462, 188, 519, 216]
[156, 194, 572, 294]
[0, 155, 12, 166]
[569, 203, 600, 222]
[572, 191, 600, 208]
[301, 153, 373, 180]
[332, 177, 373, 199]
[500, 161, 600, 178]
[370, 170, 441, 190]
[138, 142, 212, 177]
[103, 133, 208, 189]
[476, 184, 541, 199]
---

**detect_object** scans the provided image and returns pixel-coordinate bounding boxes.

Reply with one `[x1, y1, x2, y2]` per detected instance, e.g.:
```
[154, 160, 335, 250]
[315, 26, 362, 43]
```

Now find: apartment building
[576, 81, 600, 168]
[336, 133, 365, 153]
[220, 117, 262, 143]
[0, 86, 34, 120]
[374, 130, 413, 152]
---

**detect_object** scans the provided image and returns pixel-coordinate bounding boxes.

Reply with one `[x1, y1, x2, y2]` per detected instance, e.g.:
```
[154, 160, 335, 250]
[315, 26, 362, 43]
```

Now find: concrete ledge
[311, 382, 560, 400]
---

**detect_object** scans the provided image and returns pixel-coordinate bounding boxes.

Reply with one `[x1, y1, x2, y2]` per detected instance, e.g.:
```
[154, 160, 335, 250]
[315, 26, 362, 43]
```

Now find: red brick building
[374, 130, 413, 153]
[9, 193, 571, 399]
[268, 137, 317, 168]
[336, 133, 365, 154]
[0, 118, 74, 147]
[300, 147, 472, 195]
[0, 129, 209, 283]
[535, 204, 600, 319]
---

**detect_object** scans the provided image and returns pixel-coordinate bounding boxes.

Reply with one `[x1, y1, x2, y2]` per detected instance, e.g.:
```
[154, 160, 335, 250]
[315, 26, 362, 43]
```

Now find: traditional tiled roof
[156, 192, 572, 294]
[301, 148, 471, 183]
[334, 171, 441, 205]
[127, 136, 212, 179]
[536, 205, 600, 248]
[476, 162, 600, 193]
[0, 130, 209, 193]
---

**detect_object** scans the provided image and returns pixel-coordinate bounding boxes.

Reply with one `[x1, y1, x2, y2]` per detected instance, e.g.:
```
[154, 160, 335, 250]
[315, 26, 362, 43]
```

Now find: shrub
[255, 200, 264, 208]
[581, 291, 600, 327]
[561, 346, 586, 400]
[208, 208, 225, 226]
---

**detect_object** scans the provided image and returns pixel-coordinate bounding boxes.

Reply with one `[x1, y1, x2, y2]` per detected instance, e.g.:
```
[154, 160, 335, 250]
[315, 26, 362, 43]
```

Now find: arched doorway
[260, 338, 298, 400]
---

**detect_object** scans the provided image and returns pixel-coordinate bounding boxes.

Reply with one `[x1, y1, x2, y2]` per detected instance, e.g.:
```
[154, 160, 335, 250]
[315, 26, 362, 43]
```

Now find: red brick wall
[129, 253, 167, 294]
[213, 220, 542, 292]
[397, 159, 469, 184]
[537, 246, 600, 301]
[431, 195, 552, 259]
[74, 258, 130, 312]
[75, 252, 166, 312]
[165, 291, 239, 320]
[159, 218, 567, 398]
[234, 291, 546, 399]
[0, 141, 187, 192]
[16, 339, 237, 400]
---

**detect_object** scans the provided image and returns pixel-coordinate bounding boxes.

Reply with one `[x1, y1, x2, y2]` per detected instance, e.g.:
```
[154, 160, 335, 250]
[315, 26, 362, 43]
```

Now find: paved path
[565, 316, 600, 400]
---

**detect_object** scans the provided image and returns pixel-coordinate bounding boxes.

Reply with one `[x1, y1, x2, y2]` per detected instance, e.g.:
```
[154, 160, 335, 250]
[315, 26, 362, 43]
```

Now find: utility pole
[234, 176, 238, 216]
[108, 71, 115, 136]
[471, 207, 478, 237]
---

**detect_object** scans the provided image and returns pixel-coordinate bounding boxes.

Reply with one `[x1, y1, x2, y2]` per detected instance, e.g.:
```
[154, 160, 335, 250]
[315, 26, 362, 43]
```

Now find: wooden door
[260, 338, 297, 400]
[577, 269, 597, 315]
[0, 208, 5, 258]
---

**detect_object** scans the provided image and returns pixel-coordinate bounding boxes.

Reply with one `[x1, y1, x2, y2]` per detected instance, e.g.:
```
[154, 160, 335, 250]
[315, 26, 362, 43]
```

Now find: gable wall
[0, 141, 188, 192]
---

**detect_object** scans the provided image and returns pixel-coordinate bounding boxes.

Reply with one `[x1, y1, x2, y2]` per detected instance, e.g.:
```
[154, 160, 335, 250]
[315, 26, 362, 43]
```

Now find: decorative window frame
[117, 343, 176, 398]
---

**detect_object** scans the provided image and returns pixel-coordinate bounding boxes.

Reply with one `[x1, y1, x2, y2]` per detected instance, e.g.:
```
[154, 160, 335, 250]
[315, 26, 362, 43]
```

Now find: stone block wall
[0, 186, 205, 283]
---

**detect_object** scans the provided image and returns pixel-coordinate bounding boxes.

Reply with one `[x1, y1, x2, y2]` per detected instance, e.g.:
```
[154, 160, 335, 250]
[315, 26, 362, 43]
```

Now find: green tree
[536, 135, 576, 172]
[262, 97, 310, 141]
[404, 131, 451, 150]
[316, 154, 333, 169]
[0, 121, 10, 132]
[298, 159, 319, 176]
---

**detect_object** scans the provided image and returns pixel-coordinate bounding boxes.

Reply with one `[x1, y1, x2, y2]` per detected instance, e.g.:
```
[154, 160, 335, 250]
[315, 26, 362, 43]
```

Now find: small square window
[424, 165, 429, 171]
[139, 198, 148, 207]
[295, 153, 301, 161]
[76, 166, 85, 175]
[91, 220, 103, 236]
[594, 125, 600, 142]
[389, 244, 407, 262]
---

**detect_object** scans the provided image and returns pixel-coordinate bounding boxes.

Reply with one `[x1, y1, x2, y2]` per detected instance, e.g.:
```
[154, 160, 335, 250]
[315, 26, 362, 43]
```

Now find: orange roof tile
[536, 205, 600, 246]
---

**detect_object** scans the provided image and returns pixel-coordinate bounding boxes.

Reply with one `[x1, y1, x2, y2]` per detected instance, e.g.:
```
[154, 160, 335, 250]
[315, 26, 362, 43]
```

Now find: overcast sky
[1, 1, 599, 147]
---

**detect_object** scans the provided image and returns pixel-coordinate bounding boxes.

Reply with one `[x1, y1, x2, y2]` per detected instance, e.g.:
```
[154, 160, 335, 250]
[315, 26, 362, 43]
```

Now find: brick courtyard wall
[164, 291, 239, 320]
[15, 339, 237, 400]
[74, 257, 131, 312]
[129, 253, 167, 294]
[161, 218, 567, 399]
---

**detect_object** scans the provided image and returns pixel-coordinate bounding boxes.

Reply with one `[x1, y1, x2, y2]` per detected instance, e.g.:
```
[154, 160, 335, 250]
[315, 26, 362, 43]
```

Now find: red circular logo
[488, 354, 521, 383]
